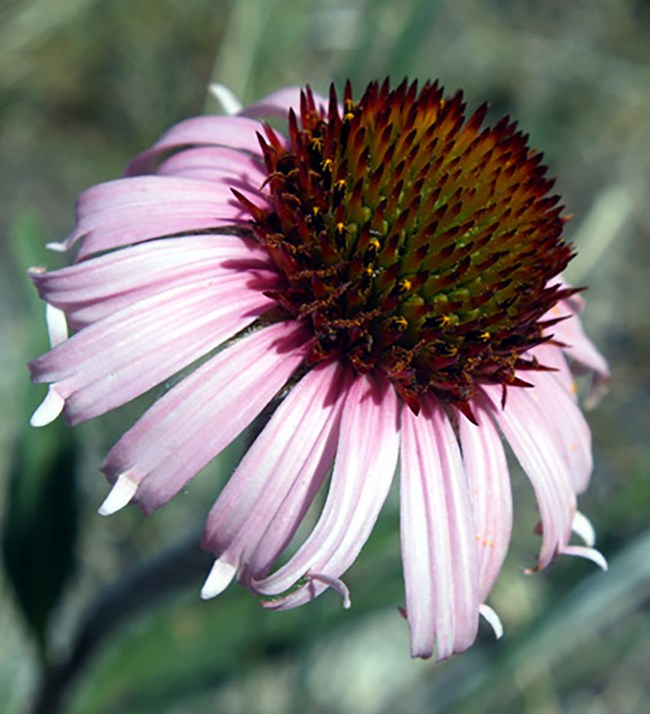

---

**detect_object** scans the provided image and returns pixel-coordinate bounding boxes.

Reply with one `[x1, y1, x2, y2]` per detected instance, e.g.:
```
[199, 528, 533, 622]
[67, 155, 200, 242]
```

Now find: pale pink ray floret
[29, 84, 610, 660]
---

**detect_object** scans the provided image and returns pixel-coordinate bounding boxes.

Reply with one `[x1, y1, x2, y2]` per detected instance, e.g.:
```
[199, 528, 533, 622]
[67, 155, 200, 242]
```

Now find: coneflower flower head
[246, 80, 573, 417]
[28, 79, 609, 660]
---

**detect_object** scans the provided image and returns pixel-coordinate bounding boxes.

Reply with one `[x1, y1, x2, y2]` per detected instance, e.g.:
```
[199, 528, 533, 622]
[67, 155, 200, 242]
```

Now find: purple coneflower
[29, 80, 609, 659]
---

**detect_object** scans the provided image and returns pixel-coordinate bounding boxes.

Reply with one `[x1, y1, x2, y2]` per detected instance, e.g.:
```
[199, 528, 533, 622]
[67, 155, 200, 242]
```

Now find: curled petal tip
[583, 377, 610, 410]
[561, 545, 608, 572]
[45, 303, 69, 347]
[98, 473, 138, 516]
[209, 83, 243, 116]
[309, 572, 351, 609]
[30, 387, 65, 427]
[45, 240, 68, 253]
[572, 511, 596, 547]
[200, 559, 237, 600]
[479, 603, 504, 640]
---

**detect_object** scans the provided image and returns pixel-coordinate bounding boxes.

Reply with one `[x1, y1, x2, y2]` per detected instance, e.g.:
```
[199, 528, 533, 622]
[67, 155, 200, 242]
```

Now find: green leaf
[1, 209, 80, 658]
[2, 425, 79, 656]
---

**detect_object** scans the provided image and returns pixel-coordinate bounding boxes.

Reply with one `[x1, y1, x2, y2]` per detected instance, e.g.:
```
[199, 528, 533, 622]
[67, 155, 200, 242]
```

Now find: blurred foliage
[1, 214, 80, 659]
[1, 0, 649, 713]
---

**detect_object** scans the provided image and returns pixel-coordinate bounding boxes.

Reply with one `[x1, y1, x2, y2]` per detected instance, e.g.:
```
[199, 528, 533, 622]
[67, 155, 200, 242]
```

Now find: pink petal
[254, 372, 400, 608]
[239, 87, 330, 120]
[156, 146, 267, 185]
[30, 272, 277, 425]
[528, 342, 576, 399]
[545, 299, 610, 408]
[200, 361, 350, 597]
[459, 400, 512, 601]
[400, 396, 480, 660]
[31, 234, 272, 328]
[240, 393, 340, 582]
[523, 370, 593, 494]
[61, 176, 264, 259]
[101, 320, 310, 514]
[125, 116, 268, 176]
[482, 384, 576, 571]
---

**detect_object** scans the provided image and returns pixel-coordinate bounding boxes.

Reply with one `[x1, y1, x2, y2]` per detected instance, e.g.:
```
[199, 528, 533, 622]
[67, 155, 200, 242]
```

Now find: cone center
[242, 80, 574, 412]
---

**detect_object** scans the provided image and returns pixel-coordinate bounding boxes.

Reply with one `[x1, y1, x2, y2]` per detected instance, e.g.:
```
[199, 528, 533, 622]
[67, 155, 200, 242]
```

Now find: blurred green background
[1, 0, 649, 712]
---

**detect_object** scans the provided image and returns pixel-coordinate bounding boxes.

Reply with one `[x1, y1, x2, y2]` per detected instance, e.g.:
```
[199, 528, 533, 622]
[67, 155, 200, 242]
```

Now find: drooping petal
[400, 396, 480, 660]
[29, 270, 277, 425]
[200, 361, 350, 598]
[459, 400, 512, 601]
[547, 299, 610, 408]
[156, 146, 267, 185]
[30, 234, 272, 328]
[482, 384, 576, 571]
[125, 115, 269, 176]
[253, 372, 400, 608]
[241, 372, 353, 583]
[523, 370, 593, 494]
[58, 176, 265, 259]
[101, 320, 310, 514]
[239, 87, 330, 120]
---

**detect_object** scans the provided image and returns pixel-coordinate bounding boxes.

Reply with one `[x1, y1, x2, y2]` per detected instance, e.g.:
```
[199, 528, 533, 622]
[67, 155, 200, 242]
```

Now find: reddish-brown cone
[238, 79, 576, 413]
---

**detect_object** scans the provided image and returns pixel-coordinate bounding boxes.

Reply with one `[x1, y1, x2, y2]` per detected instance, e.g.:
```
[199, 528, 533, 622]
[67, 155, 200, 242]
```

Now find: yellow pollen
[570, 381, 577, 394]
[322, 158, 333, 172]
[476, 534, 496, 548]
[311, 137, 324, 151]
[394, 316, 408, 331]
[336, 222, 347, 235]
[480, 331, 491, 341]
[440, 314, 453, 327]
[343, 99, 355, 121]
[335, 179, 347, 192]
[398, 278, 412, 294]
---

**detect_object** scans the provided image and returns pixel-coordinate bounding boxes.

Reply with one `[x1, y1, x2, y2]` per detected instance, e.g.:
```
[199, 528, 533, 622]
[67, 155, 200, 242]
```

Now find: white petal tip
[98, 473, 139, 516]
[200, 559, 237, 600]
[562, 545, 609, 572]
[208, 83, 243, 116]
[479, 603, 504, 640]
[45, 303, 69, 347]
[30, 387, 65, 427]
[572, 511, 596, 547]
[584, 381, 610, 410]
[45, 241, 68, 252]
